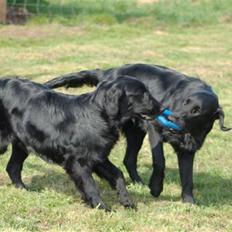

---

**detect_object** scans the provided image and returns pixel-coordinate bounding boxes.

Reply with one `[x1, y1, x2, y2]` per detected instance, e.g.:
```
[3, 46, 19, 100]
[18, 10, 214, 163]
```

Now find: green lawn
[0, 1, 232, 231]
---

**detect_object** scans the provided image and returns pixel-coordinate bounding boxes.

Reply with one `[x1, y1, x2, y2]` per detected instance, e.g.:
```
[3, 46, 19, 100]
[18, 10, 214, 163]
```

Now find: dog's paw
[123, 201, 137, 210]
[182, 194, 195, 204]
[94, 202, 111, 212]
[150, 186, 163, 198]
[132, 178, 145, 185]
[149, 174, 164, 198]
[15, 183, 28, 190]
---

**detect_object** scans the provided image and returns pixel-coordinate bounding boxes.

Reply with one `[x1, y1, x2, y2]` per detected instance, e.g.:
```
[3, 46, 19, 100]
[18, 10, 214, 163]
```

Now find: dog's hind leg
[122, 120, 146, 185]
[6, 142, 28, 189]
[94, 159, 136, 209]
[65, 156, 110, 211]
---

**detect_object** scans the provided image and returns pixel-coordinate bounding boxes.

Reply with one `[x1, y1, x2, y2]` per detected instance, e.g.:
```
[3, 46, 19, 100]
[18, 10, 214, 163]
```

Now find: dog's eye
[191, 106, 200, 114]
[184, 99, 191, 105]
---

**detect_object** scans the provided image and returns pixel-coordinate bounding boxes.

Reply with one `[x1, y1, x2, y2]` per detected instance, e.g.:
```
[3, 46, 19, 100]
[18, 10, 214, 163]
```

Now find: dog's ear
[94, 81, 126, 118]
[104, 83, 126, 118]
[213, 106, 231, 131]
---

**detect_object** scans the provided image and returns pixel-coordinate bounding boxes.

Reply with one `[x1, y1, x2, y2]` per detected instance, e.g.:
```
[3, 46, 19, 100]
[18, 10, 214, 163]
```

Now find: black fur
[0, 76, 161, 210]
[45, 63, 231, 203]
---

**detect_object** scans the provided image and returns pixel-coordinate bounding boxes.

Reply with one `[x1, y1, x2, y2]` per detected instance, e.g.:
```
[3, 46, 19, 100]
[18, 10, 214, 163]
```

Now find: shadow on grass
[28, 169, 155, 207]
[138, 167, 232, 207]
[24, 162, 232, 208]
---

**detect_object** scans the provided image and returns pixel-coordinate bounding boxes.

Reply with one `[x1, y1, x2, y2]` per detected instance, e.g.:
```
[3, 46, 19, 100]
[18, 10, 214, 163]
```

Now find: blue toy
[155, 109, 182, 131]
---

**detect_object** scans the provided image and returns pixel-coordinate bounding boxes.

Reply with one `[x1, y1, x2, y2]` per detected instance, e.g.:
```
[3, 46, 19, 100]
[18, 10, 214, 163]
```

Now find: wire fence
[7, 0, 150, 23]
[7, 0, 139, 16]
[8, 0, 80, 16]
[4, 0, 230, 26]
[6, 0, 143, 24]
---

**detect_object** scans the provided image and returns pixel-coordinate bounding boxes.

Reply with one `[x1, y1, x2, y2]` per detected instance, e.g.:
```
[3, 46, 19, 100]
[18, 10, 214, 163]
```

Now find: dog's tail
[44, 69, 103, 89]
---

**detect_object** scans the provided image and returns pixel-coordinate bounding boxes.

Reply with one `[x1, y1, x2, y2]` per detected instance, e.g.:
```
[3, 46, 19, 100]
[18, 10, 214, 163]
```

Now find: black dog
[45, 63, 231, 204]
[0, 76, 161, 210]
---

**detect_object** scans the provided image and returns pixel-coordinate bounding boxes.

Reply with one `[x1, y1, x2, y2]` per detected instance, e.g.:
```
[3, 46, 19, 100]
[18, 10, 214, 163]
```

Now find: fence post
[0, 0, 7, 24]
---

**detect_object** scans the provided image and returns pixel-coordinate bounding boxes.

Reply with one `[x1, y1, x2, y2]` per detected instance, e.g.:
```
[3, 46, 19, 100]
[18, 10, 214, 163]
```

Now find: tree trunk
[0, 0, 7, 24]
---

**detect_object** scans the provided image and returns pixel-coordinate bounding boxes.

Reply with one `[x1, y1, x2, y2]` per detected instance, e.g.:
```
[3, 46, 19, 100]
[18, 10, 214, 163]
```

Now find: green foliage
[152, 0, 232, 26]
[7, 0, 49, 14]
[7, 0, 232, 26]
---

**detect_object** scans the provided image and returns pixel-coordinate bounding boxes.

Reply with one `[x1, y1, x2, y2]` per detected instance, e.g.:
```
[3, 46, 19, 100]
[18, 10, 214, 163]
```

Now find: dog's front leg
[147, 124, 165, 198]
[94, 159, 136, 209]
[65, 156, 110, 211]
[176, 151, 195, 204]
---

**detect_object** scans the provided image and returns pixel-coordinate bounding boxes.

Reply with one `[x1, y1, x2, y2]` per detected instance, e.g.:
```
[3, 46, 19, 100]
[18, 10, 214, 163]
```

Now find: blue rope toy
[156, 109, 182, 131]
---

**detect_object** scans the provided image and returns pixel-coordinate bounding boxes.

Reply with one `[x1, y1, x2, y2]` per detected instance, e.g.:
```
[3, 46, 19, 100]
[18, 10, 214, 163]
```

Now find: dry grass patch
[0, 25, 85, 39]
[137, 0, 159, 4]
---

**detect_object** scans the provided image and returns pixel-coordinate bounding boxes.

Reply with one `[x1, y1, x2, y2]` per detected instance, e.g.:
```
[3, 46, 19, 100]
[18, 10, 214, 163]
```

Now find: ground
[0, 4, 231, 232]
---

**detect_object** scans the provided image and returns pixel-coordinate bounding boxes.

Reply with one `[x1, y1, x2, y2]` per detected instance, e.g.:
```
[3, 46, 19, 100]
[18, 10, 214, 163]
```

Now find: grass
[0, 0, 232, 231]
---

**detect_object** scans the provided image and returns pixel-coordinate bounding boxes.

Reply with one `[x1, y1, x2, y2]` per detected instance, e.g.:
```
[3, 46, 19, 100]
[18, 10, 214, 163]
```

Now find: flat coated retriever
[0, 76, 161, 210]
[45, 63, 231, 204]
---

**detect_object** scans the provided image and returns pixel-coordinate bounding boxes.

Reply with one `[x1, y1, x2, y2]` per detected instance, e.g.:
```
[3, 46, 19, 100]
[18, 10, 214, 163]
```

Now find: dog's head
[95, 76, 161, 123]
[162, 90, 231, 151]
